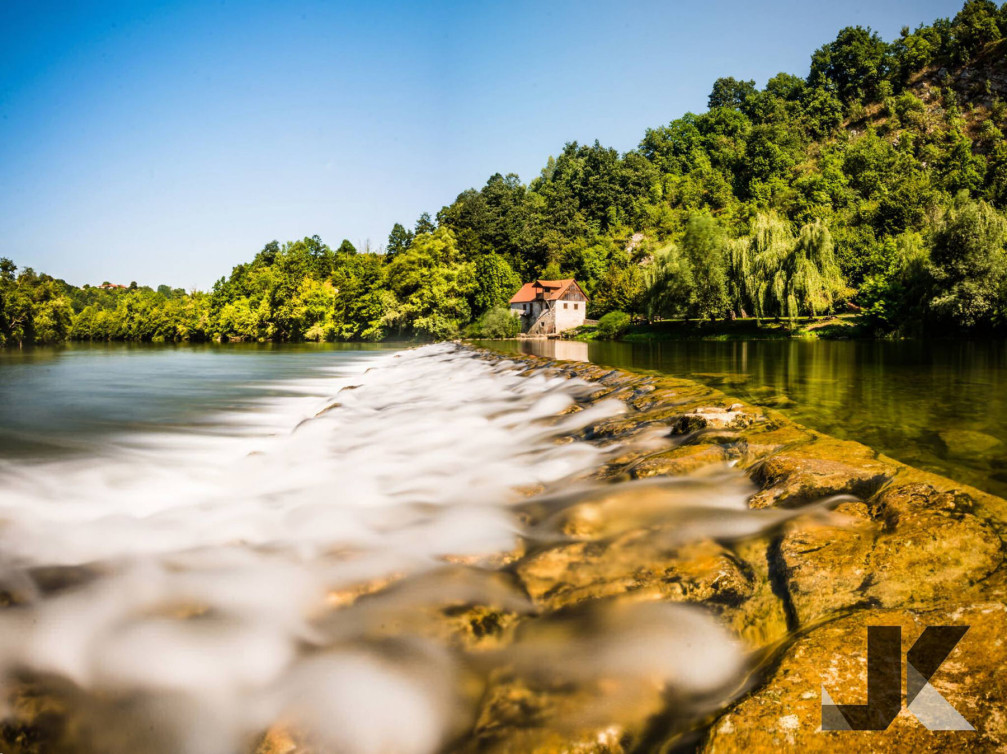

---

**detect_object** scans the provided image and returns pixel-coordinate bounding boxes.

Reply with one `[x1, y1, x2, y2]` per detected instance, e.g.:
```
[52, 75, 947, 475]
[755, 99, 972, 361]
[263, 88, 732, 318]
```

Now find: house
[508, 278, 589, 335]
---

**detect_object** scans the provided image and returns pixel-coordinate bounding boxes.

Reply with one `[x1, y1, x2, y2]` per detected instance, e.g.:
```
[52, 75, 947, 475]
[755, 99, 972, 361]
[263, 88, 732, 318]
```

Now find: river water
[484, 338, 1007, 499]
[0, 342, 779, 753]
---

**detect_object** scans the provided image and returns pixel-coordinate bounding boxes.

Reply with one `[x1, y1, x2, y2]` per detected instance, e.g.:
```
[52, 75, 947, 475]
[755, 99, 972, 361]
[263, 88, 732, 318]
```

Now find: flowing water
[484, 338, 1007, 499]
[0, 342, 801, 752]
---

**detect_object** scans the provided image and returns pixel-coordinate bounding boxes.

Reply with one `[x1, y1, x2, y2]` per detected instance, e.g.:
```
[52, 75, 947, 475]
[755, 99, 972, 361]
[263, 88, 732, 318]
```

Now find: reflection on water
[485, 338, 1007, 498]
[546, 340, 590, 362]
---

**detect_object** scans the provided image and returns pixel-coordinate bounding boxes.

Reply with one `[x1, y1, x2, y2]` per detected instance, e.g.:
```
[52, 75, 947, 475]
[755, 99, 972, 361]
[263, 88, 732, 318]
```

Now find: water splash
[0, 343, 777, 752]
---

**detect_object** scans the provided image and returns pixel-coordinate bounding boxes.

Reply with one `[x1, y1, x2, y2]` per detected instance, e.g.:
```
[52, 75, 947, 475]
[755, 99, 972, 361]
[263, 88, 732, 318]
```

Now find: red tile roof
[509, 279, 587, 304]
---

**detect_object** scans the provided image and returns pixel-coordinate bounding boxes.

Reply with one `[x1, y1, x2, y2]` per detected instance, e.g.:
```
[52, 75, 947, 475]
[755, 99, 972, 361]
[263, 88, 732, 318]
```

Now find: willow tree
[680, 212, 730, 320]
[642, 242, 694, 321]
[732, 214, 845, 320]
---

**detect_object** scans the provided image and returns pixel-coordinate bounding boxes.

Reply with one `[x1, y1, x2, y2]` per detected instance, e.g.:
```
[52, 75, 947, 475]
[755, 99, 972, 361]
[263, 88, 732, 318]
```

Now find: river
[0, 342, 766, 752]
[482, 337, 1007, 499]
[0, 339, 1000, 751]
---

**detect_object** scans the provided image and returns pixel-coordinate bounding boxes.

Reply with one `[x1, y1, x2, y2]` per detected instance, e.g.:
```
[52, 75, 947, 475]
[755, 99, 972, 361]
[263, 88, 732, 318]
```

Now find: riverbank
[567, 313, 869, 342]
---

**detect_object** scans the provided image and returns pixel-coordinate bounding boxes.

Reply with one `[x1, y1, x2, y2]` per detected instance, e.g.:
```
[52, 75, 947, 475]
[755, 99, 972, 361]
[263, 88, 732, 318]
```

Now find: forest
[5, 0, 1007, 346]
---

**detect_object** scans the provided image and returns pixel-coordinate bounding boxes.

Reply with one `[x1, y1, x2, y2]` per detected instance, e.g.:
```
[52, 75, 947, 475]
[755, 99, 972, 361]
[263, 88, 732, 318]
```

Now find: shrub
[477, 306, 521, 339]
[596, 310, 631, 339]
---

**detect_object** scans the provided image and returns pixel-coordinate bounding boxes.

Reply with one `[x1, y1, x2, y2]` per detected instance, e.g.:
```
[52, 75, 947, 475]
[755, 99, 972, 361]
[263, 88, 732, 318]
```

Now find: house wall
[553, 296, 586, 333]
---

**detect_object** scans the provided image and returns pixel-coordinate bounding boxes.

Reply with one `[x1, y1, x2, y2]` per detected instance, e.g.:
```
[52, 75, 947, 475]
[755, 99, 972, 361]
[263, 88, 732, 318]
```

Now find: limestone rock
[515, 535, 754, 613]
[702, 602, 1007, 752]
[777, 484, 1004, 625]
[749, 437, 894, 509]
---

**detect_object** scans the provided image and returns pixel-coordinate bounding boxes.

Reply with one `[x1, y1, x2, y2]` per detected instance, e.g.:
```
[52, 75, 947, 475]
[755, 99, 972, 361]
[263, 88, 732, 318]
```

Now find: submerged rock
[939, 429, 1004, 458]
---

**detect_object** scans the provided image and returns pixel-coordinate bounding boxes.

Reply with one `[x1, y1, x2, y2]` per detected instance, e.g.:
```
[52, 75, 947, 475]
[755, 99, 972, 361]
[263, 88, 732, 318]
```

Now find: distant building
[508, 278, 589, 335]
[99, 282, 128, 290]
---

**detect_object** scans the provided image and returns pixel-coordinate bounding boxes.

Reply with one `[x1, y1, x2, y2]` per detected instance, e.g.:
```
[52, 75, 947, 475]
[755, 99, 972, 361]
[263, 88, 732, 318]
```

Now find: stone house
[508, 278, 589, 335]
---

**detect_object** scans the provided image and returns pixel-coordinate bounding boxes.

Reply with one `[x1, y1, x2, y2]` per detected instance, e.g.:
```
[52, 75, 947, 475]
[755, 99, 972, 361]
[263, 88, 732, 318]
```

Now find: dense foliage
[6, 0, 1007, 346]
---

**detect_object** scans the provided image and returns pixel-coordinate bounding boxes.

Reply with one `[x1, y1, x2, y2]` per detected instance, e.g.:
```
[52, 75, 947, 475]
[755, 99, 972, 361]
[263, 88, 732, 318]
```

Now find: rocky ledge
[442, 346, 1007, 753]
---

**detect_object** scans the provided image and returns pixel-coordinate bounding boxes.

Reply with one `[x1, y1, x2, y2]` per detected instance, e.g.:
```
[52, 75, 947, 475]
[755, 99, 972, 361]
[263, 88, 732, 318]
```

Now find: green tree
[679, 212, 730, 319]
[809, 26, 891, 106]
[472, 254, 521, 315]
[731, 214, 845, 320]
[596, 310, 631, 339]
[383, 227, 475, 339]
[642, 243, 694, 321]
[951, 0, 1002, 63]
[929, 197, 1007, 328]
[708, 77, 757, 110]
[475, 306, 521, 338]
[386, 223, 414, 259]
[414, 212, 436, 235]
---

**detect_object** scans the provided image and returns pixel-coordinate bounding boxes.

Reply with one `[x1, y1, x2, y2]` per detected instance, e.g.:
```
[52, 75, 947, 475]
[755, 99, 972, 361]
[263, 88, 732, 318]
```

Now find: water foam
[0, 343, 757, 752]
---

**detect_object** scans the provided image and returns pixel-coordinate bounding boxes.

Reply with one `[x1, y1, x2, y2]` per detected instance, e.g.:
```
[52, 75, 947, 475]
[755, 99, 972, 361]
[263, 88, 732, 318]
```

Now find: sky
[0, 0, 967, 289]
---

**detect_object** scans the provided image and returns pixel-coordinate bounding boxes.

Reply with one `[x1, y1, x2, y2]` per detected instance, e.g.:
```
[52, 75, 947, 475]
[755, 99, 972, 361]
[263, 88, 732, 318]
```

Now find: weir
[0, 343, 1003, 752]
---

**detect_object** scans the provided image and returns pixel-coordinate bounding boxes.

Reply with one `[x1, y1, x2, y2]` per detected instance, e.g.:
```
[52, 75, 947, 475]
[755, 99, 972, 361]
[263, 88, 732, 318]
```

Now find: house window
[573, 303, 578, 310]
[563, 302, 568, 309]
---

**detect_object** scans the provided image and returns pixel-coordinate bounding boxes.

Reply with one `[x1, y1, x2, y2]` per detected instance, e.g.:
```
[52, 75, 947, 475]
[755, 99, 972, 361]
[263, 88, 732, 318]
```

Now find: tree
[475, 306, 521, 338]
[383, 227, 475, 339]
[336, 239, 357, 256]
[596, 310, 631, 339]
[472, 254, 521, 315]
[386, 223, 414, 259]
[951, 0, 1002, 63]
[929, 197, 1007, 328]
[592, 264, 645, 317]
[414, 212, 436, 235]
[858, 231, 932, 333]
[679, 212, 730, 319]
[642, 243, 693, 321]
[809, 26, 891, 106]
[708, 77, 757, 110]
[731, 214, 845, 320]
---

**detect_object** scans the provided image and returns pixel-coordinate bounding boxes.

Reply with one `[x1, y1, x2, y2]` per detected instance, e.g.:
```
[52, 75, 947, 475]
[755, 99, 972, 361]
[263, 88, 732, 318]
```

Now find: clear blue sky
[1, 0, 965, 289]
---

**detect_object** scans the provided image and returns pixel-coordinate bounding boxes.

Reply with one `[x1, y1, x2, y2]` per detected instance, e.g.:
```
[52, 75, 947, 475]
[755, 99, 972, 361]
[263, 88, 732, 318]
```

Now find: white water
[0, 343, 759, 752]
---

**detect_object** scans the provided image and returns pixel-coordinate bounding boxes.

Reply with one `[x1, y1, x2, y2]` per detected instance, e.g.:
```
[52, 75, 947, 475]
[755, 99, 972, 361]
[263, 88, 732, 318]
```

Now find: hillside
[4, 0, 1007, 345]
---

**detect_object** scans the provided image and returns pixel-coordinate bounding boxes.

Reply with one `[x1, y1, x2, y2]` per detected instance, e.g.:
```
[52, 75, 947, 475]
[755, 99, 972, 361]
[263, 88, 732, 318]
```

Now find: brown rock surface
[703, 600, 1007, 752]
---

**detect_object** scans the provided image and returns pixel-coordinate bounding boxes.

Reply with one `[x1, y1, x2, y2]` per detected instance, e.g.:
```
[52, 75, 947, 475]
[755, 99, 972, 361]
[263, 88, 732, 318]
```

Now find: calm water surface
[484, 338, 1007, 499]
[0, 342, 402, 457]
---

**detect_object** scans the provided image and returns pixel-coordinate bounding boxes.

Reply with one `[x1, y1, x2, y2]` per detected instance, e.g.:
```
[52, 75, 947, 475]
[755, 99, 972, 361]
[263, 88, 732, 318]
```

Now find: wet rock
[749, 436, 893, 509]
[864, 483, 1003, 609]
[515, 535, 754, 613]
[776, 484, 1003, 625]
[461, 349, 1007, 751]
[629, 444, 729, 478]
[702, 601, 1007, 752]
[735, 421, 814, 465]
[672, 405, 760, 434]
[776, 501, 877, 625]
[459, 674, 632, 754]
[255, 726, 299, 754]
